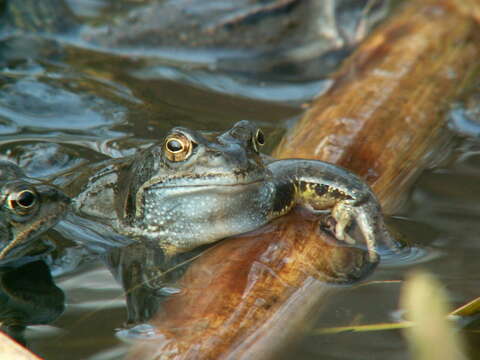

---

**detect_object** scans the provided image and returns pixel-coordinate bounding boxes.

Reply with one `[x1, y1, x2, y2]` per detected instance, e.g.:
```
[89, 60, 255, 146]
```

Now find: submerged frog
[0, 161, 71, 264]
[69, 120, 397, 262]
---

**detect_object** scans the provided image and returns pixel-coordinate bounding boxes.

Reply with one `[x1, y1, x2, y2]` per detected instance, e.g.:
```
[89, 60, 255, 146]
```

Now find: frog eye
[252, 129, 265, 152]
[164, 133, 193, 162]
[7, 189, 38, 214]
[256, 129, 265, 146]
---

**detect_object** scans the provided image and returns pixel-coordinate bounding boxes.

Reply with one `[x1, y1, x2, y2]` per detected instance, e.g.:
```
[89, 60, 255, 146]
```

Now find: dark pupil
[17, 191, 35, 207]
[257, 131, 265, 145]
[167, 139, 183, 152]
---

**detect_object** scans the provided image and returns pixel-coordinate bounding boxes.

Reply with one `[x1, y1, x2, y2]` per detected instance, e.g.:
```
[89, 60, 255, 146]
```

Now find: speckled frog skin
[69, 121, 396, 262]
[0, 161, 70, 264]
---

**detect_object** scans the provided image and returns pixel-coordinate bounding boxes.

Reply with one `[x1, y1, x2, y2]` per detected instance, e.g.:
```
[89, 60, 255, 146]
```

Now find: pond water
[1, 0, 479, 359]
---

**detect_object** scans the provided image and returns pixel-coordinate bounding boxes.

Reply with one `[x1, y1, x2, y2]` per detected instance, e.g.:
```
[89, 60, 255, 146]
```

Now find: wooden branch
[128, 0, 480, 358]
[0, 332, 41, 360]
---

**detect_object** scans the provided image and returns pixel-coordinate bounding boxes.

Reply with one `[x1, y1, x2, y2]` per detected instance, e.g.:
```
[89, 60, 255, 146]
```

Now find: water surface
[1, 1, 479, 359]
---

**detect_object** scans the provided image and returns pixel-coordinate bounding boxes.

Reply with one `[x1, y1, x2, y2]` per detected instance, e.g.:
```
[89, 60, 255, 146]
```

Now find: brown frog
[66, 120, 399, 263]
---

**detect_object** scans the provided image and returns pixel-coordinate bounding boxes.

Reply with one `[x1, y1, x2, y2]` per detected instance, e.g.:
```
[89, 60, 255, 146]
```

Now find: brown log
[128, 210, 375, 359]
[128, 0, 480, 358]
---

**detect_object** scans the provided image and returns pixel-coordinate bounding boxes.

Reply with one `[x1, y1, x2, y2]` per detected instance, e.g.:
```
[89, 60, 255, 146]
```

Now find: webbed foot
[331, 201, 379, 263]
[331, 202, 356, 245]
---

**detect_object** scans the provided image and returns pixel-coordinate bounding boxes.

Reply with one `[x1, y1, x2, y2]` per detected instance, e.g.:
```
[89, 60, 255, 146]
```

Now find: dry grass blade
[314, 282, 480, 335]
[450, 296, 480, 318]
[401, 271, 467, 360]
[312, 321, 413, 335]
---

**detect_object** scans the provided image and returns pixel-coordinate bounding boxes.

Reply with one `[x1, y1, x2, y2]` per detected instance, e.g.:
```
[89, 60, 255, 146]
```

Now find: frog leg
[294, 180, 380, 262]
[267, 159, 386, 263]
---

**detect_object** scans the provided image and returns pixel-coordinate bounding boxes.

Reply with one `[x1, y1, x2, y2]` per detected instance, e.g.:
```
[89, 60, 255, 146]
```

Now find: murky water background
[1, 0, 480, 359]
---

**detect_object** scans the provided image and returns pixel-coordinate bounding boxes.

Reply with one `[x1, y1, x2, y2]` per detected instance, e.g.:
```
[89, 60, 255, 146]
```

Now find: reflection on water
[0, 0, 479, 359]
[378, 217, 442, 267]
[28, 262, 128, 360]
[0, 260, 65, 346]
[377, 244, 436, 268]
[104, 242, 209, 326]
[0, 78, 122, 132]
[3, 0, 392, 103]
[130, 65, 333, 102]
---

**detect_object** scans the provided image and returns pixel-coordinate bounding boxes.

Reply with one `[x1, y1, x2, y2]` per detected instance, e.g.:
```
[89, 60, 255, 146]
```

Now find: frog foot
[331, 202, 355, 244]
[332, 201, 379, 263]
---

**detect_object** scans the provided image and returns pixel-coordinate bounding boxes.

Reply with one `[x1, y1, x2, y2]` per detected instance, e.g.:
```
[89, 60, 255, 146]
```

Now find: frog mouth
[0, 240, 40, 263]
[0, 228, 46, 262]
[143, 172, 266, 189]
[148, 179, 264, 189]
